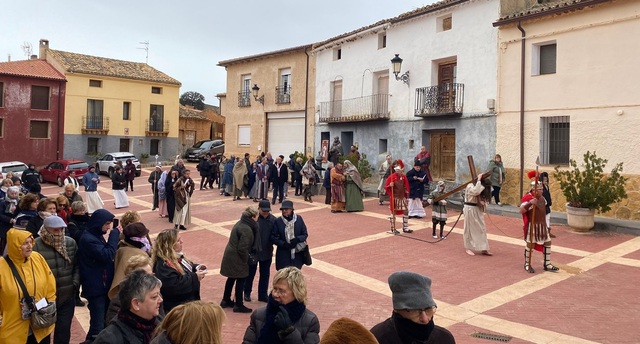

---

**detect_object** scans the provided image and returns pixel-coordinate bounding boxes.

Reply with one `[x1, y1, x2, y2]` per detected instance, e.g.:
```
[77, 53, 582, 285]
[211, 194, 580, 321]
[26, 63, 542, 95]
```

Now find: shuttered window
[539, 44, 557, 75]
[31, 85, 50, 110]
[238, 125, 251, 146]
[30, 120, 49, 138]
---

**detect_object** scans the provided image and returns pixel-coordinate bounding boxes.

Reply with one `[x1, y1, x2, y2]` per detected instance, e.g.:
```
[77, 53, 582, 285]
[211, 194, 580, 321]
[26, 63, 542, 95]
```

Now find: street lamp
[251, 84, 264, 104]
[391, 54, 410, 85]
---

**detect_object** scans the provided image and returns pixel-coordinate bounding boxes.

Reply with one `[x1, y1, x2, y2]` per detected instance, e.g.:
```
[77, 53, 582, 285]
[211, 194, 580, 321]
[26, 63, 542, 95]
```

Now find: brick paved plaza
[48, 164, 639, 344]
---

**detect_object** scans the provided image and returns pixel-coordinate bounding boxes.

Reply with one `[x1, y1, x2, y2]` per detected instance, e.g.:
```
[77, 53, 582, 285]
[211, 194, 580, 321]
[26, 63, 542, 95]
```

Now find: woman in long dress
[343, 160, 364, 212]
[165, 170, 179, 223]
[112, 166, 129, 209]
[254, 158, 269, 201]
[330, 163, 346, 212]
[174, 169, 195, 230]
[463, 174, 493, 256]
[157, 168, 169, 217]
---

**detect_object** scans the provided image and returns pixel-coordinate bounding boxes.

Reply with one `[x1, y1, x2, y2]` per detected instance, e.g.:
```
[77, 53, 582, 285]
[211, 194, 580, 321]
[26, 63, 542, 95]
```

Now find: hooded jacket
[0, 228, 56, 344]
[78, 209, 119, 298]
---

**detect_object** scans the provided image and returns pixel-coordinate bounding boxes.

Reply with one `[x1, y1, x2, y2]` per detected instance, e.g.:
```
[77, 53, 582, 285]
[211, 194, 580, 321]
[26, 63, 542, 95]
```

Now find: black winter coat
[93, 317, 156, 344]
[153, 258, 200, 313]
[270, 163, 289, 185]
[220, 215, 256, 278]
[111, 172, 126, 190]
[255, 213, 276, 261]
[33, 236, 80, 305]
[272, 214, 308, 270]
[197, 158, 211, 177]
[242, 306, 320, 344]
[370, 317, 456, 344]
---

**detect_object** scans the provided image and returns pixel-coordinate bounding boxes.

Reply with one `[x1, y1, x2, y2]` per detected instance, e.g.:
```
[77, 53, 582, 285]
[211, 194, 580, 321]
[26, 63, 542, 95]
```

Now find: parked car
[95, 153, 141, 178]
[184, 140, 225, 162]
[0, 161, 29, 181]
[38, 159, 90, 187]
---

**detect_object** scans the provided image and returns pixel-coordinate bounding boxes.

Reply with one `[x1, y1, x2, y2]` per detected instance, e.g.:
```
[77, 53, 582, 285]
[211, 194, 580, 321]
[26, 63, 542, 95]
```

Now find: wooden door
[438, 62, 457, 112]
[373, 75, 389, 115]
[331, 80, 342, 118]
[429, 132, 456, 180]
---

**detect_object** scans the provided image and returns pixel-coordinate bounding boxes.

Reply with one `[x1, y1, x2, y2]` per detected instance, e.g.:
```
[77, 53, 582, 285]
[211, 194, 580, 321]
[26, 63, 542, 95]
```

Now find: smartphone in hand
[113, 218, 119, 229]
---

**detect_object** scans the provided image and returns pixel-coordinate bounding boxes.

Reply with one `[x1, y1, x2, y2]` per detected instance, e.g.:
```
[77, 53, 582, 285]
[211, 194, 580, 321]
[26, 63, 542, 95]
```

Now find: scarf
[257, 294, 307, 344]
[117, 308, 157, 344]
[280, 213, 297, 259]
[178, 252, 193, 273]
[343, 161, 364, 191]
[391, 312, 434, 343]
[38, 226, 71, 263]
[127, 236, 152, 254]
[3, 191, 18, 214]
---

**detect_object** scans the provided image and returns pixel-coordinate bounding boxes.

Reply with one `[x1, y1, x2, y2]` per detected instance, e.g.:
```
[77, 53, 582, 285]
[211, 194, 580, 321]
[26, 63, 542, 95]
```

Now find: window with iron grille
[277, 69, 291, 104]
[87, 137, 100, 154]
[87, 99, 104, 129]
[30, 120, 49, 138]
[31, 85, 50, 110]
[540, 116, 570, 165]
[239, 75, 252, 107]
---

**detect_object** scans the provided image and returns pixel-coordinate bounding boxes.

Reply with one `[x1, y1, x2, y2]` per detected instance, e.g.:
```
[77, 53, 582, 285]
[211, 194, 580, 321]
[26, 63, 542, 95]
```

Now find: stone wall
[500, 168, 640, 221]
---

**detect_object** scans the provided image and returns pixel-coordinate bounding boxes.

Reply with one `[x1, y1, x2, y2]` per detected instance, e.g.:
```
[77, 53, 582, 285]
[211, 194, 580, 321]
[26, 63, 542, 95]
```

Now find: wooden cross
[432, 155, 491, 203]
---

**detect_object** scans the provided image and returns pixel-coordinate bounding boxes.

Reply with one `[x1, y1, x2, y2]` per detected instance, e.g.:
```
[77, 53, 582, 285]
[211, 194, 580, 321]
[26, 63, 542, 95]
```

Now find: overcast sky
[1, 0, 436, 105]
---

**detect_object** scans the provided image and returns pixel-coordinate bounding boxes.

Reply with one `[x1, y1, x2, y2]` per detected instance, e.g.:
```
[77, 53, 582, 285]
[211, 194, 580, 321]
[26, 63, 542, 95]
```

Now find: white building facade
[314, 0, 499, 183]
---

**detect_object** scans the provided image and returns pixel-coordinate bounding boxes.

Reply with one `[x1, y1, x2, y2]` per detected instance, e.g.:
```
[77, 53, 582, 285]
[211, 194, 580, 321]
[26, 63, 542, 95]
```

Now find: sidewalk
[362, 181, 640, 236]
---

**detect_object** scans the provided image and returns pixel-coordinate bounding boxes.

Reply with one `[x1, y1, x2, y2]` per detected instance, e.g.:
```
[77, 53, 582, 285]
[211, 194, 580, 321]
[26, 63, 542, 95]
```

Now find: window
[119, 138, 130, 152]
[30, 120, 49, 138]
[149, 105, 164, 131]
[87, 138, 100, 154]
[409, 139, 415, 150]
[31, 85, 50, 110]
[540, 116, 570, 165]
[150, 139, 160, 155]
[89, 79, 102, 87]
[0, 118, 4, 138]
[378, 33, 387, 49]
[86, 99, 104, 129]
[379, 139, 388, 154]
[239, 75, 251, 107]
[532, 42, 557, 75]
[123, 102, 131, 120]
[151, 87, 162, 94]
[437, 14, 452, 32]
[0, 82, 4, 107]
[277, 69, 291, 104]
[238, 125, 251, 146]
[333, 48, 342, 61]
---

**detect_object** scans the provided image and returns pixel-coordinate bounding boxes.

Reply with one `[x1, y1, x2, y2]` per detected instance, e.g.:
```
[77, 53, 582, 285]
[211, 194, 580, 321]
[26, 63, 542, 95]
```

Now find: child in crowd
[427, 181, 448, 239]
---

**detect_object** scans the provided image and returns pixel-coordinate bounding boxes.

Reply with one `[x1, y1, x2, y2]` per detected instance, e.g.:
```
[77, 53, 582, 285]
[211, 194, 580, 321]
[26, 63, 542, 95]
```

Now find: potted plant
[553, 151, 627, 231]
[140, 153, 149, 164]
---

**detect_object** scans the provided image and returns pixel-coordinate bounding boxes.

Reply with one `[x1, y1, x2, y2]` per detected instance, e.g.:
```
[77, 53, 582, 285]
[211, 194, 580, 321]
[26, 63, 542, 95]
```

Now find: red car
[38, 159, 91, 187]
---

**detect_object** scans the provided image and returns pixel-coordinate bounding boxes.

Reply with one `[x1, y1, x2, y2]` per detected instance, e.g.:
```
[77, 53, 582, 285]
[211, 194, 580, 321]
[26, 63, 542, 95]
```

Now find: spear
[527, 157, 541, 269]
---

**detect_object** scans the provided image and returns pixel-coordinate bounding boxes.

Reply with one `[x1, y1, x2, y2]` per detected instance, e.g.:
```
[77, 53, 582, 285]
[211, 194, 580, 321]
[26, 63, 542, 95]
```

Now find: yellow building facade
[40, 39, 181, 161]
[494, 0, 640, 220]
[217, 45, 315, 159]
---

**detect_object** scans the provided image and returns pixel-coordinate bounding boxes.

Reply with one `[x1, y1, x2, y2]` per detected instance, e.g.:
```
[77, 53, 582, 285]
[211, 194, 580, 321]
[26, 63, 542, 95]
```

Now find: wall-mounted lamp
[391, 54, 410, 86]
[251, 84, 264, 104]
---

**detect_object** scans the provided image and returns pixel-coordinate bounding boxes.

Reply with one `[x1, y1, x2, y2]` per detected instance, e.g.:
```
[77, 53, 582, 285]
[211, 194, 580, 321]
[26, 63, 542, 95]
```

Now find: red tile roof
[0, 59, 66, 81]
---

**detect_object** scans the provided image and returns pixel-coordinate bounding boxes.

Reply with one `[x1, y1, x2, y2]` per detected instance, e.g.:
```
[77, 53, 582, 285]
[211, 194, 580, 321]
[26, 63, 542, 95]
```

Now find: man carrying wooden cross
[385, 160, 413, 234]
[519, 170, 559, 273]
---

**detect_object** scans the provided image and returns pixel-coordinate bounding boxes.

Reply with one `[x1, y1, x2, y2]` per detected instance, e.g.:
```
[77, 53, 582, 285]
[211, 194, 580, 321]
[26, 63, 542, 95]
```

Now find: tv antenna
[138, 41, 149, 64]
[21, 42, 33, 58]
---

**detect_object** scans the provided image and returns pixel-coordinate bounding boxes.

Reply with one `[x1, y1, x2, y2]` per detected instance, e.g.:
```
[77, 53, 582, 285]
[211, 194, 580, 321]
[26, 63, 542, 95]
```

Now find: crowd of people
[0, 148, 563, 343]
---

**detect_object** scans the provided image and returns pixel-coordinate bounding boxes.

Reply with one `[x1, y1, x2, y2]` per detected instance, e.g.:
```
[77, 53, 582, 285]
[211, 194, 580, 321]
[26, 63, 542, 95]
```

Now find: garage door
[268, 112, 305, 158]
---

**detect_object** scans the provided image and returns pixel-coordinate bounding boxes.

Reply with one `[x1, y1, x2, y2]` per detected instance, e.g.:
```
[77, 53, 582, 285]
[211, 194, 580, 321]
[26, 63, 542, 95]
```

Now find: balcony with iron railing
[319, 94, 390, 123]
[82, 116, 109, 134]
[238, 90, 251, 107]
[415, 83, 464, 117]
[146, 119, 170, 137]
[275, 85, 291, 104]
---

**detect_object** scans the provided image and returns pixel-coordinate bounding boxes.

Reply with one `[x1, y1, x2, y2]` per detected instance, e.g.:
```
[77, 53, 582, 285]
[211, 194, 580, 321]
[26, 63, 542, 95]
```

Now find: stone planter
[566, 203, 595, 232]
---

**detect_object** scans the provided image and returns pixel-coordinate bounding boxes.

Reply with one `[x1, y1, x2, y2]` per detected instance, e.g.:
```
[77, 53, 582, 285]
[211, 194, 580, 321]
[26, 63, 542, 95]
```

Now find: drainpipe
[517, 21, 525, 197]
[57, 80, 64, 160]
[304, 48, 310, 155]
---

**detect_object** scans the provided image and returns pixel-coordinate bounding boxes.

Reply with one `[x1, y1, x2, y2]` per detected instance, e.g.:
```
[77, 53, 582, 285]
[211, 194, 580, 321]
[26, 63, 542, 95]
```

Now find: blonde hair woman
[242, 266, 320, 343]
[151, 228, 206, 313]
[151, 301, 225, 344]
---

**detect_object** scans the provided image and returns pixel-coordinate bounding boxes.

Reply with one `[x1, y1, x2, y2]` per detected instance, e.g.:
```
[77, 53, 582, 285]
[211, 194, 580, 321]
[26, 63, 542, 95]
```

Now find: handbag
[295, 242, 312, 266]
[5, 257, 57, 329]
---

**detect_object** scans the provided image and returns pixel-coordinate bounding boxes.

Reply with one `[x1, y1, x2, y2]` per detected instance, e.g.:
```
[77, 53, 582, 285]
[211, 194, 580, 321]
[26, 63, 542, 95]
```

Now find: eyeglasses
[405, 307, 437, 317]
[271, 287, 290, 296]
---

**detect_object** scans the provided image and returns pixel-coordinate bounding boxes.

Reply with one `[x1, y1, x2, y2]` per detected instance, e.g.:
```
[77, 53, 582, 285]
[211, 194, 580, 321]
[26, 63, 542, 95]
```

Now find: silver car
[95, 153, 141, 178]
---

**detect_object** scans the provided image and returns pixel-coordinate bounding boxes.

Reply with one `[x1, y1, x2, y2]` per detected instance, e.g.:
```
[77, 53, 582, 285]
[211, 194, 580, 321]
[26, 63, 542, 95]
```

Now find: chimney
[39, 39, 49, 59]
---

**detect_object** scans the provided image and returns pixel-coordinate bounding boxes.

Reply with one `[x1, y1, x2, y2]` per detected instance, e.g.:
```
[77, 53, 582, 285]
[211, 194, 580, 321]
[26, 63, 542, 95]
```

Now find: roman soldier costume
[384, 160, 413, 234]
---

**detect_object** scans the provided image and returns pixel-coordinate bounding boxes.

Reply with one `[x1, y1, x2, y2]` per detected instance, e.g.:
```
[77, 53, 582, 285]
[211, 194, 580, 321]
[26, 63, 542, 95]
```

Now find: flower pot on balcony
[565, 204, 595, 232]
